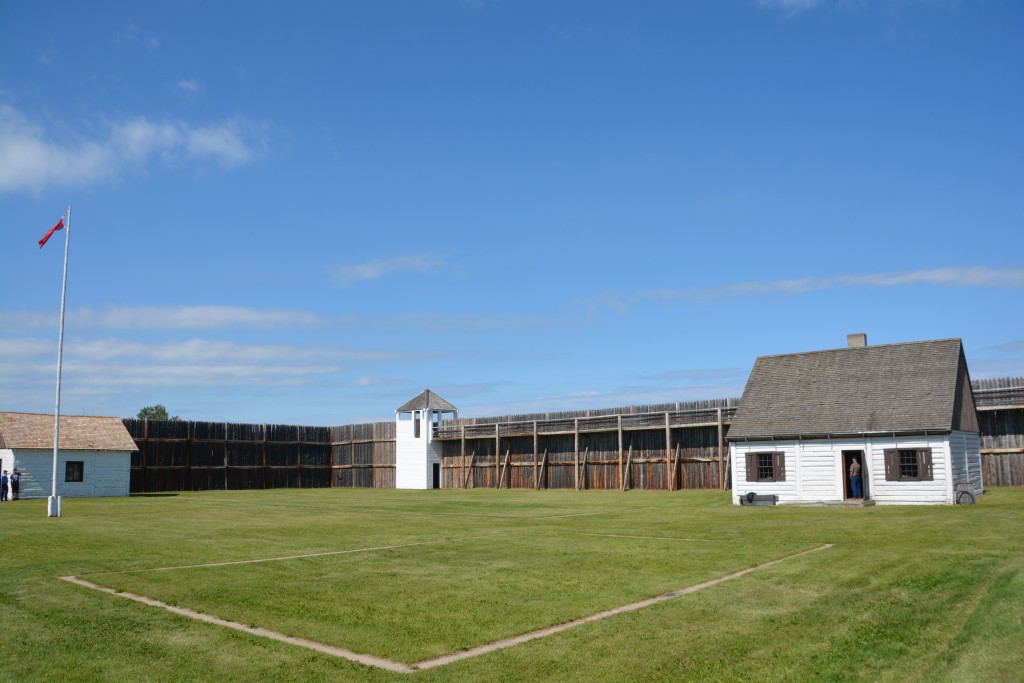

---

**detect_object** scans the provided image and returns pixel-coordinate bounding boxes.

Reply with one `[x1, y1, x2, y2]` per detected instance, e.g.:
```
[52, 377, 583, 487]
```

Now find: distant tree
[137, 404, 180, 421]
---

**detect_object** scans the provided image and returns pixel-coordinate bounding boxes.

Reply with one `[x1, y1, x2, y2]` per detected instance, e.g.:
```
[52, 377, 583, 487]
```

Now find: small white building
[395, 390, 458, 489]
[728, 336, 983, 506]
[0, 412, 137, 499]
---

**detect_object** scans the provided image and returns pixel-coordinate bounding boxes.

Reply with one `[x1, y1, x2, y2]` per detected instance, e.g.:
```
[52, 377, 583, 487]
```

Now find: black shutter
[774, 452, 786, 482]
[919, 448, 933, 481]
[884, 449, 898, 481]
[745, 453, 756, 482]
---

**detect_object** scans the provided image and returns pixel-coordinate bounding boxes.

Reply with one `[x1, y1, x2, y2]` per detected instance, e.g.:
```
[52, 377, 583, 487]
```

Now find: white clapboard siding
[867, 436, 950, 505]
[395, 411, 443, 489]
[10, 449, 131, 499]
[949, 431, 983, 497]
[0, 449, 13, 479]
[733, 434, 973, 506]
[730, 443, 796, 503]
[795, 441, 842, 502]
[395, 412, 424, 489]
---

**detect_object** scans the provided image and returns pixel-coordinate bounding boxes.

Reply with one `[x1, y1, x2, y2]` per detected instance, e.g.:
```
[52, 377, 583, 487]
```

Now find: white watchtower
[395, 389, 458, 489]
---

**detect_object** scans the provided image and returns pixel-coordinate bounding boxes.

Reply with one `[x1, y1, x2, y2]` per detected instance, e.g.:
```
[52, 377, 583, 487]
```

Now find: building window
[414, 411, 421, 439]
[65, 461, 84, 482]
[744, 452, 785, 482]
[899, 450, 918, 479]
[884, 448, 933, 481]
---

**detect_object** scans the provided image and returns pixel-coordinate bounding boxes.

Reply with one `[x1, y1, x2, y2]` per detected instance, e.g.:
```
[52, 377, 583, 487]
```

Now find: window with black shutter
[744, 452, 785, 482]
[883, 448, 933, 481]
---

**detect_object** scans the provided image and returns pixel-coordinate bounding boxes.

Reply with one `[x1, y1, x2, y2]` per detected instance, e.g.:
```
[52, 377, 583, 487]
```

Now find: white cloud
[1, 311, 60, 331]
[178, 79, 200, 93]
[116, 21, 159, 51]
[2, 335, 433, 369]
[1, 305, 323, 333]
[0, 334, 437, 413]
[990, 340, 1024, 354]
[377, 312, 554, 333]
[0, 105, 116, 192]
[185, 122, 256, 168]
[63, 338, 420, 365]
[837, 267, 1024, 289]
[639, 368, 747, 382]
[757, 0, 822, 11]
[333, 253, 446, 285]
[79, 305, 323, 330]
[463, 379, 746, 419]
[1, 304, 554, 337]
[0, 104, 263, 194]
[112, 117, 183, 161]
[587, 266, 1024, 313]
[647, 266, 1024, 302]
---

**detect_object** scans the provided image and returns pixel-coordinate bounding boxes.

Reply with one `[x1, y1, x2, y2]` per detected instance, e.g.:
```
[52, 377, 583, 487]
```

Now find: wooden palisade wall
[126, 419, 394, 493]
[436, 400, 738, 492]
[124, 379, 1024, 493]
[975, 377, 1024, 487]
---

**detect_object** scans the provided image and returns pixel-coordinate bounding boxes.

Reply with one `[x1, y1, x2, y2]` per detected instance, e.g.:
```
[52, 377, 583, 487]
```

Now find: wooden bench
[739, 493, 777, 506]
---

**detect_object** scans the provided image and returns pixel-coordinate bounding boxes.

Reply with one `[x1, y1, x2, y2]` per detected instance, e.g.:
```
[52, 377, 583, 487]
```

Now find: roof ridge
[753, 337, 961, 361]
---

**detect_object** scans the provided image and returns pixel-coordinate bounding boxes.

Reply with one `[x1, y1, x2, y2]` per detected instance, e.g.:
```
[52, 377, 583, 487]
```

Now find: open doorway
[842, 450, 867, 500]
[432, 462, 441, 489]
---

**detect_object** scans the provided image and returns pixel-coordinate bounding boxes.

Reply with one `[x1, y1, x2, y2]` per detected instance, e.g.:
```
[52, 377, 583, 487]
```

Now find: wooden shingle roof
[396, 390, 457, 413]
[727, 338, 979, 441]
[0, 412, 138, 451]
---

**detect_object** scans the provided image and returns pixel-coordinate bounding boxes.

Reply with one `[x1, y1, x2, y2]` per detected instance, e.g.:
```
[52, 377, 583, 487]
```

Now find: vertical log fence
[437, 400, 737, 491]
[124, 379, 1024, 493]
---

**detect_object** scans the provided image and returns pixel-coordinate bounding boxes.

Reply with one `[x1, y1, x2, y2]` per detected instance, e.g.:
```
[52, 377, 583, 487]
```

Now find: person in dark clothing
[1, 470, 8, 502]
[849, 457, 862, 499]
[10, 468, 20, 501]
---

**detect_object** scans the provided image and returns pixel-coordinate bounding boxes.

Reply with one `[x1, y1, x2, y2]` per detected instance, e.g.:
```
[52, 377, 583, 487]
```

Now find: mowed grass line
[1, 488, 1022, 682]
[83, 526, 811, 663]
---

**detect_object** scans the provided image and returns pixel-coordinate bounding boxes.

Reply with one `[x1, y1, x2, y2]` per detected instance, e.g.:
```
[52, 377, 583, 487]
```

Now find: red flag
[38, 218, 65, 249]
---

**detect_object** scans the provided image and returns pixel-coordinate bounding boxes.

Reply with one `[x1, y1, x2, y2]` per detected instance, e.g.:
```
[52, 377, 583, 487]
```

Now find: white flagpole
[48, 205, 71, 518]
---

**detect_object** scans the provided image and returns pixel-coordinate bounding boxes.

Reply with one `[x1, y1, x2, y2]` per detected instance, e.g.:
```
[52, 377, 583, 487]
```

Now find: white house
[395, 390, 458, 489]
[728, 336, 983, 506]
[0, 412, 137, 499]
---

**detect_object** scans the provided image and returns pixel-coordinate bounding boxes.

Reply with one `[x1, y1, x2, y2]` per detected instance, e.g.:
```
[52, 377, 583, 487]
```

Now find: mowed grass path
[1, 488, 1022, 682]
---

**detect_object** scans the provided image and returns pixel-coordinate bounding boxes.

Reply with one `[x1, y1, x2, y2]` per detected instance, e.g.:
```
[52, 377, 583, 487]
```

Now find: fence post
[617, 415, 623, 491]
[460, 426, 466, 489]
[533, 421, 538, 490]
[717, 407, 725, 490]
[665, 412, 672, 492]
[574, 418, 580, 491]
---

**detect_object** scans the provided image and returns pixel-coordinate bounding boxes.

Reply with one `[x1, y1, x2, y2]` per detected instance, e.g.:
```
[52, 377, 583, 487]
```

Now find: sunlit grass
[1, 488, 1022, 681]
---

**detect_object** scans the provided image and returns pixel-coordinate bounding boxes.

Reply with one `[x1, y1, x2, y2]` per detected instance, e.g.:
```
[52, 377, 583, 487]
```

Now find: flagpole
[48, 205, 71, 518]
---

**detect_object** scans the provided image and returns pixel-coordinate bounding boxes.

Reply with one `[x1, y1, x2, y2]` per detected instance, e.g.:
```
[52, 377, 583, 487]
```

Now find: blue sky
[2, 0, 1022, 425]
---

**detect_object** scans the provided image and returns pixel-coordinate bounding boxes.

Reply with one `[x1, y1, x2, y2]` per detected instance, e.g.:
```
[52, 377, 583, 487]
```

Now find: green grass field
[1, 488, 1022, 682]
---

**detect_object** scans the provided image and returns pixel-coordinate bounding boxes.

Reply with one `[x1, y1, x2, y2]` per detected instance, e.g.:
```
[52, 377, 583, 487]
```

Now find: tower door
[432, 462, 441, 489]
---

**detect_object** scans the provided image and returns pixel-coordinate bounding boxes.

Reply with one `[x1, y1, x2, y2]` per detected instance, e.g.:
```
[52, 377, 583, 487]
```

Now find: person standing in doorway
[10, 468, 20, 501]
[849, 457, 862, 499]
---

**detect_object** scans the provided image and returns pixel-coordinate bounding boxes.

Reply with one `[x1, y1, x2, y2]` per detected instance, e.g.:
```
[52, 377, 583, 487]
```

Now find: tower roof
[396, 389, 458, 413]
